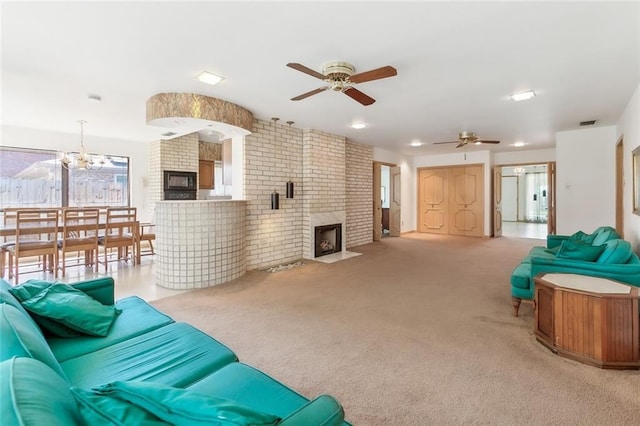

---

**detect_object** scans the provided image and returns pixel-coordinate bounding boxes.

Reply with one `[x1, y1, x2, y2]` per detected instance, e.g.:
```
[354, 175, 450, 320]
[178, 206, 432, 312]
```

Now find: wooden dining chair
[6, 209, 59, 283]
[139, 223, 156, 256]
[0, 208, 20, 278]
[58, 208, 100, 277]
[98, 207, 137, 271]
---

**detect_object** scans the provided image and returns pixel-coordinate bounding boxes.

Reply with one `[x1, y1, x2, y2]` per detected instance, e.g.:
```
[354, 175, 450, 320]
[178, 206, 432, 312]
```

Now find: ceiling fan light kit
[287, 60, 397, 106]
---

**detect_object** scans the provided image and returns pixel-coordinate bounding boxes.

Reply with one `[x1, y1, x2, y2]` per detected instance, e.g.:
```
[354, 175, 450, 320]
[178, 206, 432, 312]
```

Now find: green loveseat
[0, 277, 348, 425]
[510, 226, 640, 316]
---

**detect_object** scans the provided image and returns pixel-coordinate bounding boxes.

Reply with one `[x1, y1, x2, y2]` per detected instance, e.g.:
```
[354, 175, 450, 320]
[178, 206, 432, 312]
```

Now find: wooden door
[547, 162, 557, 235]
[418, 168, 448, 234]
[373, 162, 382, 241]
[493, 166, 502, 238]
[449, 165, 483, 237]
[389, 166, 401, 237]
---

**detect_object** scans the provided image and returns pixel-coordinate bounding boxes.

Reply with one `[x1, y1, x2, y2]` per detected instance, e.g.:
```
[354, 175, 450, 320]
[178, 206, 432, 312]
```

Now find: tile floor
[502, 221, 547, 239]
[5, 256, 183, 302]
[6, 223, 546, 301]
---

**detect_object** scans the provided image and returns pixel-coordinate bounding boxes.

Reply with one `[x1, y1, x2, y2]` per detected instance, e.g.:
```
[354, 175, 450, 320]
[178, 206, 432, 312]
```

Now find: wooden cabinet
[534, 273, 640, 369]
[199, 160, 214, 189]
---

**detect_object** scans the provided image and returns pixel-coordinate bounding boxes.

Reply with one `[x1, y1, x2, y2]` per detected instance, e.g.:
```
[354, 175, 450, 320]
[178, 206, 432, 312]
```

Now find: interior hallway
[502, 221, 547, 239]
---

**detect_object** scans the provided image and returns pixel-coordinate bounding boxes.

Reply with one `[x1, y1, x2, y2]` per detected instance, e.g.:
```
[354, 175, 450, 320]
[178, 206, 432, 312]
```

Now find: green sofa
[510, 226, 640, 316]
[0, 277, 347, 425]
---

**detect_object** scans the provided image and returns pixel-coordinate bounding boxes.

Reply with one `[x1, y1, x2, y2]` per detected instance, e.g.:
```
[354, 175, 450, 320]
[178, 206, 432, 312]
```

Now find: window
[0, 146, 129, 208]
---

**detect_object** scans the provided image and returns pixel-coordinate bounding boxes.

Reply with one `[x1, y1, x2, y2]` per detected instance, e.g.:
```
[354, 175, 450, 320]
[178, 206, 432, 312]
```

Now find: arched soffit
[146, 93, 253, 139]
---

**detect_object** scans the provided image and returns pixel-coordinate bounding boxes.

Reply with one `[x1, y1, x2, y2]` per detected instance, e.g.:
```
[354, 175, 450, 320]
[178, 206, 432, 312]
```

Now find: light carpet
[151, 233, 640, 425]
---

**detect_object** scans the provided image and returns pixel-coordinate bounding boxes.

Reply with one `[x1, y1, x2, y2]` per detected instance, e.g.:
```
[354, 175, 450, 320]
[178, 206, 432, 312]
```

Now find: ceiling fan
[286, 61, 397, 106]
[433, 131, 501, 148]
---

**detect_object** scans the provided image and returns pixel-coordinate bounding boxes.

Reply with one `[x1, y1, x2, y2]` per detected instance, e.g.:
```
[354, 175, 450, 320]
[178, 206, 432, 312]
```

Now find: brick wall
[346, 140, 373, 248]
[302, 129, 347, 257]
[148, 134, 199, 205]
[244, 119, 303, 270]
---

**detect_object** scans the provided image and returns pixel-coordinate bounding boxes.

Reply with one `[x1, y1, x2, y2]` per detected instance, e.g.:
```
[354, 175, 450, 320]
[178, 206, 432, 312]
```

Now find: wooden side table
[534, 273, 640, 370]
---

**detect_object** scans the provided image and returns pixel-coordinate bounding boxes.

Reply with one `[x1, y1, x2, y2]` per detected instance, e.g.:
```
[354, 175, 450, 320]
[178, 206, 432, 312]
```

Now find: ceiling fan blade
[476, 140, 501, 144]
[349, 66, 397, 84]
[286, 63, 327, 80]
[456, 142, 466, 149]
[290, 87, 329, 101]
[343, 87, 376, 105]
[433, 141, 460, 145]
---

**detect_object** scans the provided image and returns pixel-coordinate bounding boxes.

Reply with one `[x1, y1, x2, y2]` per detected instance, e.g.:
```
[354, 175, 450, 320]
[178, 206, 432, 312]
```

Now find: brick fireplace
[306, 211, 347, 259]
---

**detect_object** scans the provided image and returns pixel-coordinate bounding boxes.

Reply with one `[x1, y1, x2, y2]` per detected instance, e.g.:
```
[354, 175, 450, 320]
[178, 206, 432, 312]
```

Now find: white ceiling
[2, 1, 639, 156]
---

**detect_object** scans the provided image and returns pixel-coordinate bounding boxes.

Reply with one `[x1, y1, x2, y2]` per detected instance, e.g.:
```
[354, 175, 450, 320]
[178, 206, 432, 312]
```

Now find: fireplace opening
[314, 223, 342, 258]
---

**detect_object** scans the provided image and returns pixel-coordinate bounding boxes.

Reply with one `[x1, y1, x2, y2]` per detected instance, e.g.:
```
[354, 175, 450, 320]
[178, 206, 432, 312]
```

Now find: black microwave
[164, 170, 197, 191]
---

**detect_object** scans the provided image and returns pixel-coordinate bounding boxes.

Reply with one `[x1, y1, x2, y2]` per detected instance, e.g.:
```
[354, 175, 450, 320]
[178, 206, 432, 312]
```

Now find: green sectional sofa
[510, 226, 640, 316]
[0, 277, 347, 425]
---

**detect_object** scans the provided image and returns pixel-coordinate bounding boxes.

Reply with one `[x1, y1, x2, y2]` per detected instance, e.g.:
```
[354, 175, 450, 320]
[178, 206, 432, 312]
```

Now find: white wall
[373, 147, 415, 233]
[1, 125, 152, 221]
[493, 148, 555, 165]
[616, 83, 640, 252]
[413, 150, 492, 236]
[555, 125, 617, 234]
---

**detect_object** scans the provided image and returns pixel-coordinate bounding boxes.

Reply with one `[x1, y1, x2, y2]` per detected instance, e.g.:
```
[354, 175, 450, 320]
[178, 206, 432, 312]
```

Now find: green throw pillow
[569, 230, 597, 245]
[12, 282, 120, 337]
[544, 246, 560, 255]
[71, 381, 281, 426]
[556, 239, 605, 262]
[9, 280, 81, 337]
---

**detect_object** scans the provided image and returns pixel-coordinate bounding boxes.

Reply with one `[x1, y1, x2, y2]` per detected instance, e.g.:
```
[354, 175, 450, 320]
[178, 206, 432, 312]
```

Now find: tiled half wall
[155, 200, 246, 289]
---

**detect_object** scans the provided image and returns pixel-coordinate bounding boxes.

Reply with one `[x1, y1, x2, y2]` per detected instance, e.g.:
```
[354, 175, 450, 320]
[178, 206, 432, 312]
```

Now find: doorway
[373, 162, 400, 241]
[499, 163, 552, 239]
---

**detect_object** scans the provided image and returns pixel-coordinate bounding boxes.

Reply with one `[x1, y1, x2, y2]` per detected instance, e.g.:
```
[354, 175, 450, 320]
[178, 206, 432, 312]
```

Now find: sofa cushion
[0, 280, 41, 330]
[61, 322, 238, 389]
[0, 304, 67, 380]
[11, 282, 121, 337]
[0, 358, 81, 426]
[591, 227, 621, 246]
[48, 296, 174, 362]
[71, 381, 280, 426]
[556, 240, 605, 262]
[510, 263, 531, 289]
[597, 239, 633, 264]
[188, 362, 349, 425]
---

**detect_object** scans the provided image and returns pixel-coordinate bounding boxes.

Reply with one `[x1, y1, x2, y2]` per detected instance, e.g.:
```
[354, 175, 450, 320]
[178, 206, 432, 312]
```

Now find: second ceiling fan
[287, 61, 397, 106]
[434, 131, 501, 148]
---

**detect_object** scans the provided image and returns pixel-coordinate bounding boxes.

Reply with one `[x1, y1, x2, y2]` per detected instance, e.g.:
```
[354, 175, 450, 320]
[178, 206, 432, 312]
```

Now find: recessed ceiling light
[512, 141, 527, 147]
[410, 140, 423, 147]
[196, 71, 224, 86]
[509, 90, 536, 101]
[351, 123, 367, 129]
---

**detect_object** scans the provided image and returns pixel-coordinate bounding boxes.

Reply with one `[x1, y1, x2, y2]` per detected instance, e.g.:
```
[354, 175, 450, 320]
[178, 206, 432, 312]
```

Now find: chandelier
[60, 120, 106, 170]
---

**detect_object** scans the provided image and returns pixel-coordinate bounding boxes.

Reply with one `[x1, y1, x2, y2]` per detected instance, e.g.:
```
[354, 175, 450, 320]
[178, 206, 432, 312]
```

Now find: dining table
[0, 220, 143, 266]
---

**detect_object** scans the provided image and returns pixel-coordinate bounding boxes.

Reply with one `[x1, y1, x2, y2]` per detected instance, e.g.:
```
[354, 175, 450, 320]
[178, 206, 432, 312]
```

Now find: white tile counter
[154, 200, 246, 289]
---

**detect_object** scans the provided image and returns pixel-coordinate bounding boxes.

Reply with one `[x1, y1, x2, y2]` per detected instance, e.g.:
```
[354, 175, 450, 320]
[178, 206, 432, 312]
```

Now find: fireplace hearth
[314, 223, 342, 258]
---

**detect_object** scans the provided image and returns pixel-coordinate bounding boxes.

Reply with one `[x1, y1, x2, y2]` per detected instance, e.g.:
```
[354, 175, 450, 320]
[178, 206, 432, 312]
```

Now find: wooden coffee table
[534, 273, 639, 369]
